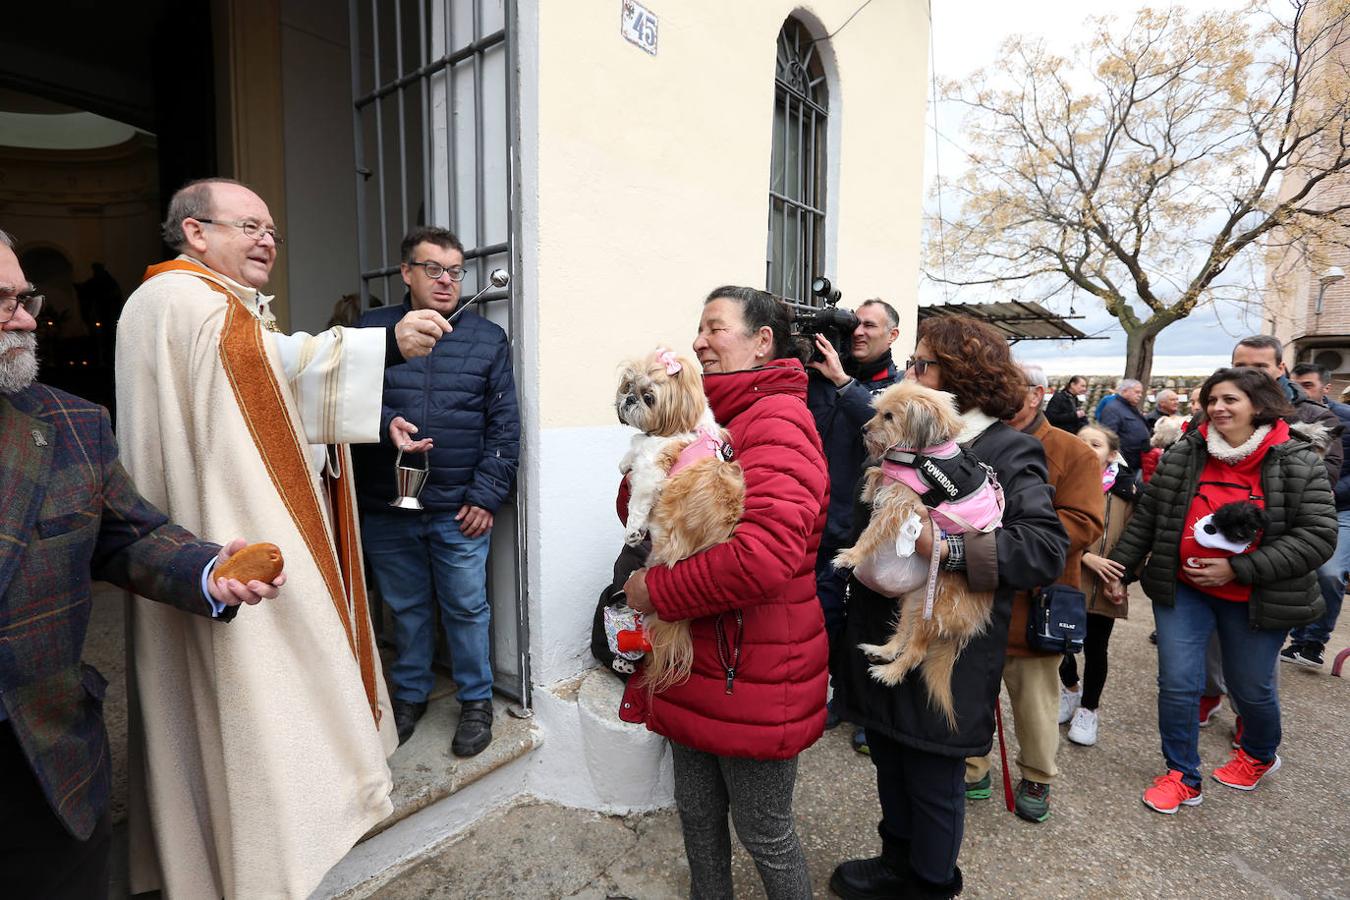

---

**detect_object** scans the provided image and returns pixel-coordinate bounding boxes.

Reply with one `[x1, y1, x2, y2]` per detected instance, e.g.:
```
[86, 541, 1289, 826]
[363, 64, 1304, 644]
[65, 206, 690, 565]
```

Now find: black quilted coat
[832, 422, 1069, 758]
[1109, 426, 1336, 630]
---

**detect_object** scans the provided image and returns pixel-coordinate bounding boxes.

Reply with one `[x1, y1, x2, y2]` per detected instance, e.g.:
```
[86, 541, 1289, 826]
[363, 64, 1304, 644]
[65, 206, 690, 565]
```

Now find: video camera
[793, 276, 859, 363]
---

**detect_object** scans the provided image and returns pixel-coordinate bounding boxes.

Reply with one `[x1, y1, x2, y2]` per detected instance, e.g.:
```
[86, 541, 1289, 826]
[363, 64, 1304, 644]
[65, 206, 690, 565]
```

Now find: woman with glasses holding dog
[620, 286, 828, 899]
[1107, 366, 1335, 815]
[830, 315, 1068, 900]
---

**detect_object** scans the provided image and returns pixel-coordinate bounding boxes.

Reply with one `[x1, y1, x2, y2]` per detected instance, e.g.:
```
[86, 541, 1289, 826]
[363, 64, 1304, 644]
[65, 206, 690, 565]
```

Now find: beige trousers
[965, 654, 1062, 785]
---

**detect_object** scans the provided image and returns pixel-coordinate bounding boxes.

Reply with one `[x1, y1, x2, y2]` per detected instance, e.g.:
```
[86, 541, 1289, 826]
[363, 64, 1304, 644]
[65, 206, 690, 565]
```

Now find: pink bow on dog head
[657, 349, 682, 375]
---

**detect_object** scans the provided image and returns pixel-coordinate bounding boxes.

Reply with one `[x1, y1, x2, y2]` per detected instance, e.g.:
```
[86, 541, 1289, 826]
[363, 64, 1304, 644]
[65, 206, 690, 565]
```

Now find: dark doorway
[0, 1, 218, 416]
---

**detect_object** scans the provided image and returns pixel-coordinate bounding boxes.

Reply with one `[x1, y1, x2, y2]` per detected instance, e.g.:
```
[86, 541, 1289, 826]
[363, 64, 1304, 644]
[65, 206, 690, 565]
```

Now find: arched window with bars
[766, 16, 828, 305]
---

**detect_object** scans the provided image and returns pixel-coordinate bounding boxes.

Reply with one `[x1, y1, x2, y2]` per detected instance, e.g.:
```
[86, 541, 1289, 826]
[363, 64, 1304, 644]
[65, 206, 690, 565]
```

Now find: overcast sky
[922, 0, 1259, 375]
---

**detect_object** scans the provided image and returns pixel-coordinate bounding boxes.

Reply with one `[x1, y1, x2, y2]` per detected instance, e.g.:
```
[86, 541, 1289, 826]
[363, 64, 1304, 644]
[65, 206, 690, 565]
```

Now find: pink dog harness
[877, 441, 1004, 621]
[670, 426, 731, 476]
[880, 441, 1004, 534]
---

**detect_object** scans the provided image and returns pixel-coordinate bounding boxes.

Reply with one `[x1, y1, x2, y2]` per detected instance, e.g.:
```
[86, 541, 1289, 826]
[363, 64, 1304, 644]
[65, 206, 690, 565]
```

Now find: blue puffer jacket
[1097, 395, 1150, 472]
[352, 298, 520, 514]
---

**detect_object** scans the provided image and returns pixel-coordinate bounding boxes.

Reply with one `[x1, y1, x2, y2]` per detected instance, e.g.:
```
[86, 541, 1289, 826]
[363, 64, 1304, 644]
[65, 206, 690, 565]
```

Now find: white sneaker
[1067, 707, 1099, 746]
[1058, 687, 1081, 724]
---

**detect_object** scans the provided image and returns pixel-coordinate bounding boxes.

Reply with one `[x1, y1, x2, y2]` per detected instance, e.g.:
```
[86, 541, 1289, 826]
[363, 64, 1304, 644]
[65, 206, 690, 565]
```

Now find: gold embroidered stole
[141, 260, 382, 725]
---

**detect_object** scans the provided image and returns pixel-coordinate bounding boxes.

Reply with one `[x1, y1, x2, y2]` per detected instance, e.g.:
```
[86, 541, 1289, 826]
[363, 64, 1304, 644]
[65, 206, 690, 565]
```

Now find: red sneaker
[1212, 747, 1280, 791]
[1142, 770, 1203, 814]
[1231, 716, 1243, 749]
[1198, 694, 1223, 727]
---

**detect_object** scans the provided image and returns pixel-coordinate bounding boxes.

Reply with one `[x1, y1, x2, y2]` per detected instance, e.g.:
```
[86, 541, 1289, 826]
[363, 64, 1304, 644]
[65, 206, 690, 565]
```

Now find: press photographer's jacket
[807, 350, 900, 550]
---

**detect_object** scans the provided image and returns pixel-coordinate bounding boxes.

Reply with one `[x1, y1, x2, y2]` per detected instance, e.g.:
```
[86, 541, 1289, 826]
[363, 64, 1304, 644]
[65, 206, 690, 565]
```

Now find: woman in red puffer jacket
[620, 285, 829, 900]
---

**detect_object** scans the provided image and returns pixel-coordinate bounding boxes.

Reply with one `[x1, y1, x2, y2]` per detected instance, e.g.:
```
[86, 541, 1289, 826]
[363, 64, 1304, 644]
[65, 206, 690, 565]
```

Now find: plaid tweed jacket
[0, 383, 223, 840]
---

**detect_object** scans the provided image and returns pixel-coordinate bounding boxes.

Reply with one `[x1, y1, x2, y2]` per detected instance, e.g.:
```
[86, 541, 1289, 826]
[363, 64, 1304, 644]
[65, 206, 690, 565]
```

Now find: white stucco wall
[522, 1, 931, 699]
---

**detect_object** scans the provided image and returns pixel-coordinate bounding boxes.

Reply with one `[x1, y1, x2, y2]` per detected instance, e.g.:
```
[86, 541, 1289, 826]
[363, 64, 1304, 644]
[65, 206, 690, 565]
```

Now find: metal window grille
[766, 18, 828, 306]
[348, 0, 529, 704]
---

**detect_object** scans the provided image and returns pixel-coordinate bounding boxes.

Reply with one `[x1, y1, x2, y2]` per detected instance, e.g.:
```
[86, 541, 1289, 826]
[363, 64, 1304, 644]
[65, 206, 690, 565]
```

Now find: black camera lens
[811, 276, 841, 303]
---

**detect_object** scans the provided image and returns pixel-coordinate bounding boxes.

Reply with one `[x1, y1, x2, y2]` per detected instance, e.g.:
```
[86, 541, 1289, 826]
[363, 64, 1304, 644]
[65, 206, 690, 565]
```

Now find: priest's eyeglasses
[0, 290, 44, 324]
[195, 218, 285, 245]
[408, 261, 466, 282]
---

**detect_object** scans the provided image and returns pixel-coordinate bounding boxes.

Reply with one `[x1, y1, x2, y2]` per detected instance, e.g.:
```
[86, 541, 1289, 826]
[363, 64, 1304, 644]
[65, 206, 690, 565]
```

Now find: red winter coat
[618, 359, 830, 759]
[1141, 447, 1161, 484]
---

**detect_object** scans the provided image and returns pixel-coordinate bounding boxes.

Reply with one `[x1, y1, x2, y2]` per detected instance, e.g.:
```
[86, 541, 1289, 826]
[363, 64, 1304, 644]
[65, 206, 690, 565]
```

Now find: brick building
[1263, 9, 1350, 396]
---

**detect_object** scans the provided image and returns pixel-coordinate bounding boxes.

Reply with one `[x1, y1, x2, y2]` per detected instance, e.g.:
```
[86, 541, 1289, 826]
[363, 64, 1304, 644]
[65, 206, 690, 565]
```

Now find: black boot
[392, 699, 427, 746]
[907, 867, 962, 899]
[829, 830, 910, 899]
[451, 699, 494, 757]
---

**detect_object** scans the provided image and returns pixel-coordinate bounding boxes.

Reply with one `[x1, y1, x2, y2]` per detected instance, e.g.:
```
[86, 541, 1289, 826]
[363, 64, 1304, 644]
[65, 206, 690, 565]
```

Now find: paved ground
[373, 591, 1350, 899]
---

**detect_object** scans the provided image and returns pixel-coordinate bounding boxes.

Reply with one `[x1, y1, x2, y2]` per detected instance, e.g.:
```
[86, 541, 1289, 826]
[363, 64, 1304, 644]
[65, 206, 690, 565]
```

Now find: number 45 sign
[621, 0, 659, 56]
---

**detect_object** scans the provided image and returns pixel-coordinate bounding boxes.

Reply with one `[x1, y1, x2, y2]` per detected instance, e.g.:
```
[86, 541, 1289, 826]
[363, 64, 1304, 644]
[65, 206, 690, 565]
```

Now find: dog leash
[922, 517, 941, 620]
[995, 700, 1014, 813]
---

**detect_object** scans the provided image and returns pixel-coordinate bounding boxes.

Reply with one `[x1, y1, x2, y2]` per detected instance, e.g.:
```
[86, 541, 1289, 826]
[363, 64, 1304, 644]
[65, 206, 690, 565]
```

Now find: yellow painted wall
[532, 0, 930, 429]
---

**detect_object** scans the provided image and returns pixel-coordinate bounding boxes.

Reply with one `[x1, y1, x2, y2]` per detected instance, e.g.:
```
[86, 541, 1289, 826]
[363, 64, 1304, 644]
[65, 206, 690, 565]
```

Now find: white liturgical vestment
[115, 256, 397, 899]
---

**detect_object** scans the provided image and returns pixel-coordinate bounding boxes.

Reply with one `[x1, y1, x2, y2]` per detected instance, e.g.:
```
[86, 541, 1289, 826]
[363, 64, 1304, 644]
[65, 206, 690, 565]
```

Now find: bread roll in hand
[214, 542, 285, 585]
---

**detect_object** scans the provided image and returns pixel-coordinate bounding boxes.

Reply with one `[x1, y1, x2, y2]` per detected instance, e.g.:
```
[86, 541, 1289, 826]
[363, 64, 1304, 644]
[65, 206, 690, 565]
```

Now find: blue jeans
[362, 510, 493, 703]
[1292, 508, 1350, 646]
[1154, 583, 1285, 787]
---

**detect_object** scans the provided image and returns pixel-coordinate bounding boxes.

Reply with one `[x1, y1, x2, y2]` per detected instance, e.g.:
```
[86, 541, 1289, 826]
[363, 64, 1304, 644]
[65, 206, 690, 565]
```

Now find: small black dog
[1197, 501, 1269, 553]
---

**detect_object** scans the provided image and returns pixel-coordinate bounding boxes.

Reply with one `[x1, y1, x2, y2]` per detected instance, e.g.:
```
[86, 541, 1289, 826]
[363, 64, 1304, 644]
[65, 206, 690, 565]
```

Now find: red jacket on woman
[619, 359, 830, 759]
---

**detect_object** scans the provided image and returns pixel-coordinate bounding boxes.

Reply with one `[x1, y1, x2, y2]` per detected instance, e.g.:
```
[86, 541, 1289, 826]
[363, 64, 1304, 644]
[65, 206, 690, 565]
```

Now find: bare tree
[930, 0, 1350, 382]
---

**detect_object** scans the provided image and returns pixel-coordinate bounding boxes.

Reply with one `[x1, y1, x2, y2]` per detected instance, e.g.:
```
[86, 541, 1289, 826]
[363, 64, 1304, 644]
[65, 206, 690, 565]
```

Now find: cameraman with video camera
[804, 290, 901, 734]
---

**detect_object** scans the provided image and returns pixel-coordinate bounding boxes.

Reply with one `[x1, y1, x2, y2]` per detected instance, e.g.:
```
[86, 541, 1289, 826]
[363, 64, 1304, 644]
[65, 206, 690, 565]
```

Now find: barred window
[350, 0, 526, 703]
[766, 17, 828, 305]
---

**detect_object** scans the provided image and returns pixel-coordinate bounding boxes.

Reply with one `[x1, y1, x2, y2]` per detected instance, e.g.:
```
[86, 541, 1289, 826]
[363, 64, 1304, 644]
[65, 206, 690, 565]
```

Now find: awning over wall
[918, 300, 1104, 344]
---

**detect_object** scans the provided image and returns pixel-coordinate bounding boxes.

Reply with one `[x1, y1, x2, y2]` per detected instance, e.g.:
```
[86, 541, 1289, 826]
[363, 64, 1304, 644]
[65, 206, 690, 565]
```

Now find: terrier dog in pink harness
[833, 381, 1003, 729]
[879, 440, 1004, 536]
[614, 348, 745, 693]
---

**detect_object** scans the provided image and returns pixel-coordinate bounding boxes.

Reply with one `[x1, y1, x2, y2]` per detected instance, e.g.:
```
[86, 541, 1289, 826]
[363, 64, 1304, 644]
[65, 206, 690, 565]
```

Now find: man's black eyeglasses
[0, 291, 44, 324]
[407, 261, 466, 282]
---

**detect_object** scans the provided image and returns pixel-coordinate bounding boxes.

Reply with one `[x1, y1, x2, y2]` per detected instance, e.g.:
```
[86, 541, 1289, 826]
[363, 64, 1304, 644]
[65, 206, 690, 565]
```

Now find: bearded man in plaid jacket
[0, 231, 283, 899]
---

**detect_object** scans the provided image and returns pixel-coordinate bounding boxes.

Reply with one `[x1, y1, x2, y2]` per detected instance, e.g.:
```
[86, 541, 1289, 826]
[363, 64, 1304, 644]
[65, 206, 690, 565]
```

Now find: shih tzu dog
[615, 348, 745, 693]
[832, 381, 1002, 730]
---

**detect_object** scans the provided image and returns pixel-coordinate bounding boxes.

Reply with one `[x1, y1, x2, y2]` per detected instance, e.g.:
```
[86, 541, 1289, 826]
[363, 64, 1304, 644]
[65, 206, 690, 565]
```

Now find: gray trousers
[670, 742, 812, 900]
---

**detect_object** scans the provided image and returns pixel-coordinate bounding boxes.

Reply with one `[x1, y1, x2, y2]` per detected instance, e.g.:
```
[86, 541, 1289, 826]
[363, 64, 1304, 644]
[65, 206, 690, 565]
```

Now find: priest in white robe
[114, 178, 451, 899]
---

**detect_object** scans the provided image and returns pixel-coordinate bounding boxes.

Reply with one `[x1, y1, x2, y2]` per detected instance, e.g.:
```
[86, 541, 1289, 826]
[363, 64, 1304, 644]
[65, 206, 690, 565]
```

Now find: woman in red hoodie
[620, 286, 829, 899]
[1109, 367, 1335, 815]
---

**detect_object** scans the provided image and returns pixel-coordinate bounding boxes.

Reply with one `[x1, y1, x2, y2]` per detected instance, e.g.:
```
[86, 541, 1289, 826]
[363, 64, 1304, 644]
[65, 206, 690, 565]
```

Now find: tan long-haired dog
[832, 381, 996, 730]
[616, 348, 745, 693]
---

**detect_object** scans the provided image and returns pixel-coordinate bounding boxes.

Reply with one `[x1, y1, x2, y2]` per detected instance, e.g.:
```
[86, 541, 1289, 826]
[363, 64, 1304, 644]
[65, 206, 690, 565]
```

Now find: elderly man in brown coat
[965, 362, 1105, 823]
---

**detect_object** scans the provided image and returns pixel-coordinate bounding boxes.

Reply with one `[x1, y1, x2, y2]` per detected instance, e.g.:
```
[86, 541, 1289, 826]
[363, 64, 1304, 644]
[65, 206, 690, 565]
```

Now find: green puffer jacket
[1109, 425, 1336, 630]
